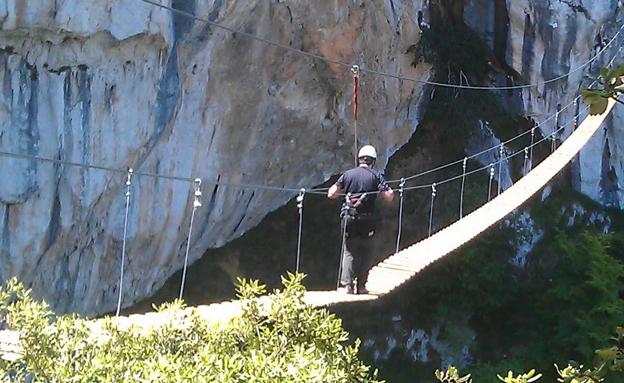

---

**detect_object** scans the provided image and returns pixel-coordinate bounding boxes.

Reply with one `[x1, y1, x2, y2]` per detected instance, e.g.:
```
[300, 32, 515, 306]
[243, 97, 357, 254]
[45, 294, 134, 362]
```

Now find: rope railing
[387, 92, 585, 185]
[0, 84, 590, 201]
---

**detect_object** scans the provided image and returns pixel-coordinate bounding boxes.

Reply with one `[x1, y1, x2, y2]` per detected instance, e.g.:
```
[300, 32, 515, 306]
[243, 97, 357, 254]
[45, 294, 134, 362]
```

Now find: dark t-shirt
[336, 166, 389, 214]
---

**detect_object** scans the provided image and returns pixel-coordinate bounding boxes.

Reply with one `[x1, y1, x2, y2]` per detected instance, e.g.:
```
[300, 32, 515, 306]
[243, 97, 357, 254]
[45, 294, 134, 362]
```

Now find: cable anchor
[193, 178, 203, 208]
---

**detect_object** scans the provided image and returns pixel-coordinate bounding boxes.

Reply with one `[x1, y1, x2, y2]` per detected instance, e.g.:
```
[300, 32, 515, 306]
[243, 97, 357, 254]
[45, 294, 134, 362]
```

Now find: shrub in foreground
[0, 274, 381, 383]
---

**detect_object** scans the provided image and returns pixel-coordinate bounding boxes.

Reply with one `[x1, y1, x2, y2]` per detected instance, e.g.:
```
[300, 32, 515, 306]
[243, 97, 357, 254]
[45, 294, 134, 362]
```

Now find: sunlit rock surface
[465, 0, 624, 208]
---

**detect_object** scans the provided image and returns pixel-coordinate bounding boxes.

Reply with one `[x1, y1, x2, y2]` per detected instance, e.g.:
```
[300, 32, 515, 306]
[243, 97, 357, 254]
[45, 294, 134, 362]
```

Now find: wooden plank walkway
[366, 98, 615, 294]
[0, 99, 615, 360]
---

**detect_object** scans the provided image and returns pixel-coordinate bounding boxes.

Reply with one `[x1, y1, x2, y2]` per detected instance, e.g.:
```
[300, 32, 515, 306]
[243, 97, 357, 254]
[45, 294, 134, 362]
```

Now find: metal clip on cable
[295, 188, 305, 273]
[193, 178, 203, 208]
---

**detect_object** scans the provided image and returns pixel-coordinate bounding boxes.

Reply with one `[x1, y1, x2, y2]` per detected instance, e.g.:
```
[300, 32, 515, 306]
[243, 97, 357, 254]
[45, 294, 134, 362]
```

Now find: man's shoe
[337, 285, 355, 294]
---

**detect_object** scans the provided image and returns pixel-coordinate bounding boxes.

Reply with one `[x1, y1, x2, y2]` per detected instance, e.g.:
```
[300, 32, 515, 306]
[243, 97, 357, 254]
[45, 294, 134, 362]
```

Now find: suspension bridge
[0, 95, 617, 361]
[1, 0, 623, 362]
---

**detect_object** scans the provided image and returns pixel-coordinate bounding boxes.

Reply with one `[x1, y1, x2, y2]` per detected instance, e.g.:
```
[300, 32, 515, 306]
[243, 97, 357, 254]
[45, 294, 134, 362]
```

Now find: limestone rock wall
[464, 0, 624, 208]
[0, 0, 431, 315]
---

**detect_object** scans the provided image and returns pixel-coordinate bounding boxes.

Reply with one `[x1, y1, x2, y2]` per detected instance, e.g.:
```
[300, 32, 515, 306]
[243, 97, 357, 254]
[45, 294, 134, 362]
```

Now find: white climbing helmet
[358, 145, 377, 159]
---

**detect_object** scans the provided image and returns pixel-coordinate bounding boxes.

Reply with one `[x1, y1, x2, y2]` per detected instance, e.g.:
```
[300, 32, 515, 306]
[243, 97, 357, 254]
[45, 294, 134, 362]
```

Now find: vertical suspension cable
[573, 99, 579, 131]
[428, 183, 436, 237]
[529, 125, 536, 171]
[395, 178, 406, 254]
[179, 178, 202, 301]
[116, 168, 133, 317]
[497, 144, 504, 196]
[488, 163, 495, 201]
[337, 193, 351, 289]
[552, 103, 561, 153]
[352, 65, 360, 166]
[522, 147, 529, 176]
[295, 188, 305, 273]
[459, 157, 467, 219]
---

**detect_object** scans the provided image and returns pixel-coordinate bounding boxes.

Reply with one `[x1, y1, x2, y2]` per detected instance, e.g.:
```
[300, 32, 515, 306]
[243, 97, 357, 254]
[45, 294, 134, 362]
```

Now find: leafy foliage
[435, 365, 472, 383]
[0, 274, 382, 383]
[538, 232, 624, 358]
[581, 64, 624, 114]
[497, 369, 542, 383]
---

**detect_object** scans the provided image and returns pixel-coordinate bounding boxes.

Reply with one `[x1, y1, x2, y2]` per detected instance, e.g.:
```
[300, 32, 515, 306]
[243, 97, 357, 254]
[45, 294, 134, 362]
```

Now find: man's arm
[377, 173, 394, 202]
[327, 184, 342, 199]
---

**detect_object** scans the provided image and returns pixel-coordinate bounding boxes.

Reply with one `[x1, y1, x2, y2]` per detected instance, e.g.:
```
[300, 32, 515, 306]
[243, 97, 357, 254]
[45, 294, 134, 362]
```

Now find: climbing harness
[459, 157, 467, 219]
[352, 65, 360, 166]
[395, 178, 406, 254]
[428, 183, 436, 237]
[295, 188, 305, 274]
[179, 178, 202, 300]
[116, 168, 133, 317]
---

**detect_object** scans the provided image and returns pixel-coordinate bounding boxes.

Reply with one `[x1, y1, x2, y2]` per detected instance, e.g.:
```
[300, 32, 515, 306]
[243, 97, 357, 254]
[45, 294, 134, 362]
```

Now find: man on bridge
[327, 145, 394, 294]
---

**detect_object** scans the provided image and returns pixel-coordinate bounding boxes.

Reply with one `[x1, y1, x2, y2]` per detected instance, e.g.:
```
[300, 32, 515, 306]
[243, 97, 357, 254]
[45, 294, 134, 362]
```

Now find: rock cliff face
[464, 0, 624, 208]
[0, 0, 622, 315]
[0, 0, 431, 315]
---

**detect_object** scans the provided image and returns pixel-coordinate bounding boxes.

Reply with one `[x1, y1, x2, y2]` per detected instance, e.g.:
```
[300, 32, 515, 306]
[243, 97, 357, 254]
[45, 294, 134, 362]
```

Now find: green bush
[538, 231, 624, 359]
[0, 274, 382, 383]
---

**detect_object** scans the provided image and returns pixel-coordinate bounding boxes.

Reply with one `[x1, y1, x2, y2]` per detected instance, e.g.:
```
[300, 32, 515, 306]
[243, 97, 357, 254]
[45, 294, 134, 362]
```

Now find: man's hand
[381, 188, 394, 202]
[327, 184, 341, 199]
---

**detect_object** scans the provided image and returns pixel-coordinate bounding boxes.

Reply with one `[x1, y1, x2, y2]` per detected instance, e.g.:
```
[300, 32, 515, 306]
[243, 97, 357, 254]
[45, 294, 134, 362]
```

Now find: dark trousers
[339, 215, 374, 291]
